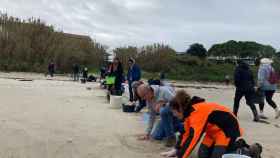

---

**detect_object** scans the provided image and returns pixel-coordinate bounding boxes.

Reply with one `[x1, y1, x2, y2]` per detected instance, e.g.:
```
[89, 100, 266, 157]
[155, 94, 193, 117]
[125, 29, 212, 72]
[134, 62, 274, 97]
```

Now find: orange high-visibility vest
[178, 102, 243, 158]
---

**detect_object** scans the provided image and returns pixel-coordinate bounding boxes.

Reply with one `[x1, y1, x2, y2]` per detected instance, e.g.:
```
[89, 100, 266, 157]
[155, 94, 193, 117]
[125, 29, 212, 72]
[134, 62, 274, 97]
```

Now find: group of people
[233, 58, 280, 122]
[117, 59, 275, 158]
[101, 57, 143, 102]
[72, 64, 89, 82]
[132, 83, 256, 158]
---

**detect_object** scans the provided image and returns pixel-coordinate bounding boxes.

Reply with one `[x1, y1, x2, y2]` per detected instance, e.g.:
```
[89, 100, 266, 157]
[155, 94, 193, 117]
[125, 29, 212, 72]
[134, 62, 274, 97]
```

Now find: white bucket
[110, 95, 122, 109]
[222, 154, 251, 158]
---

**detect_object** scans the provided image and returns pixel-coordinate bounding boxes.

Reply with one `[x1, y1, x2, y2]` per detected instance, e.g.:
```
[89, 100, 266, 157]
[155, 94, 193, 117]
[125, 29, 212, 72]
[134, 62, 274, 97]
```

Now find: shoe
[165, 136, 176, 147]
[253, 118, 260, 122]
[249, 143, 262, 158]
[252, 109, 260, 122]
[160, 148, 177, 157]
[259, 112, 268, 119]
[275, 108, 280, 119]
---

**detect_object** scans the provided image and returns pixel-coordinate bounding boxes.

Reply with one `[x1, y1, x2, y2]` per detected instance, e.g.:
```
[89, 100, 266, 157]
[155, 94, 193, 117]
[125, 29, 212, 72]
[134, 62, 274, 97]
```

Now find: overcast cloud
[1, 0, 280, 51]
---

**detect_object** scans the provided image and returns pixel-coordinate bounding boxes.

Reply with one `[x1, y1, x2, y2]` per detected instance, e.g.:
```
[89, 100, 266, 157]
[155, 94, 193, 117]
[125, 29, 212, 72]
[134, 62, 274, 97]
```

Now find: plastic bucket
[222, 154, 251, 158]
[110, 95, 122, 109]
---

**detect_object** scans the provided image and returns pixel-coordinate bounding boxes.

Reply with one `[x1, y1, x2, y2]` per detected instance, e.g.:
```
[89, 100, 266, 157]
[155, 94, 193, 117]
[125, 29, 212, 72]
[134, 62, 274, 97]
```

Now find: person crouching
[169, 90, 243, 158]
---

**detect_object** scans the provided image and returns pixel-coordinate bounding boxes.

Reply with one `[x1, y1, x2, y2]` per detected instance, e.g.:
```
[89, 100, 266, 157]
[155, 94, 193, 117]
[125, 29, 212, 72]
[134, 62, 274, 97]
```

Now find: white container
[110, 95, 122, 109]
[222, 154, 251, 158]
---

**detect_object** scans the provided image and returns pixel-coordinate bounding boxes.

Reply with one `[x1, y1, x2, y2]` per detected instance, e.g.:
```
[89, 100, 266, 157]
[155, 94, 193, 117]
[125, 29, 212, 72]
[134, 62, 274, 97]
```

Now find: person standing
[48, 62, 55, 77]
[82, 67, 88, 83]
[109, 57, 124, 95]
[100, 66, 106, 80]
[127, 58, 141, 102]
[82, 67, 88, 79]
[73, 64, 80, 81]
[257, 58, 280, 119]
[233, 61, 259, 121]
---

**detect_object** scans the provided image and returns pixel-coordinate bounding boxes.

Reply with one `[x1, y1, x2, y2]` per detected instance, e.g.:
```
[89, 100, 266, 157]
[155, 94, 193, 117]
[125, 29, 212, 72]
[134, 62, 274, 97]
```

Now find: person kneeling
[169, 90, 243, 158]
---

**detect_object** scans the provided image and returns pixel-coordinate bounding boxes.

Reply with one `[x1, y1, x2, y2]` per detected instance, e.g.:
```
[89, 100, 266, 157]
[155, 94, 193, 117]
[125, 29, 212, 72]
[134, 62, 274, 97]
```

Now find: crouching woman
[170, 90, 243, 158]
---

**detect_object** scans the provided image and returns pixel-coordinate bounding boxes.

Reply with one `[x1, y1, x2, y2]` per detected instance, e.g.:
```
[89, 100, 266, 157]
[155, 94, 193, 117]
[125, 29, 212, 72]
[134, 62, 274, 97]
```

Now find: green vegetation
[115, 42, 279, 82]
[0, 13, 107, 73]
[208, 40, 276, 58]
[186, 43, 207, 59]
[0, 13, 279, 82]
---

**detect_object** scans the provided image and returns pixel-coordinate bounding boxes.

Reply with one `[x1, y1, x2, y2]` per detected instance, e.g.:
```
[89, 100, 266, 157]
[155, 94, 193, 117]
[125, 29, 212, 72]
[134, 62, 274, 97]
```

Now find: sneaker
[165, 136, 176, 147]
[275, 108, 280, 119]
[249, 143, 262, 158]
[160, 148, 177, 157]
[259, 112, 268, 119]
[253, 118, 260, 122]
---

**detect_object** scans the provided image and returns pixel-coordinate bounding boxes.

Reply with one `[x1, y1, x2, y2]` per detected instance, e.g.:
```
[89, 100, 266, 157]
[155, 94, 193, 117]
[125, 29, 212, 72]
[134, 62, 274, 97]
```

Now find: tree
[208, 40, 277, 58]
[276, 51, 280, 58]
[186, 43, 207, 59]
[114, 46, 137, 69]
[0, 13, 106, 72]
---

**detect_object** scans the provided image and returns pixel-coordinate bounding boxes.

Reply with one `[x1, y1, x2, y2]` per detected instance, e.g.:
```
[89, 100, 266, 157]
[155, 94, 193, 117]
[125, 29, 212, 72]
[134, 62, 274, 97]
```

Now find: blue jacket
[127, 64, 141, 82]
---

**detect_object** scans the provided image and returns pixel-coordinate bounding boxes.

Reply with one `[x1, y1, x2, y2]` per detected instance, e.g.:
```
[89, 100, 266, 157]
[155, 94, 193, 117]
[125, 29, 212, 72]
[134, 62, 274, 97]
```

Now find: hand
[137, 134, 150, 141]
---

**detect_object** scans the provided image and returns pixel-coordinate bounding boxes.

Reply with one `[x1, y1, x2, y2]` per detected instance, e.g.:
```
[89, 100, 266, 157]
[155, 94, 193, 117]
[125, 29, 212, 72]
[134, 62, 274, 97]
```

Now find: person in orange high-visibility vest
[169, 90, 243, 158]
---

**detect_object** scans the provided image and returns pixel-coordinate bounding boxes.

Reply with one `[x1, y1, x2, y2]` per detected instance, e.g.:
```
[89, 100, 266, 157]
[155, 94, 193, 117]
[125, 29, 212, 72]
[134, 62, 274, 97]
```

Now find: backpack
[268, 68, 280, 84]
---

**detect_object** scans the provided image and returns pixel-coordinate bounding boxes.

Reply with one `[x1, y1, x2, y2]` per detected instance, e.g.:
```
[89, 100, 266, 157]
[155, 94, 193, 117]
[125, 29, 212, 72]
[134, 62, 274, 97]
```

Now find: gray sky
[1, 0, 280, 51]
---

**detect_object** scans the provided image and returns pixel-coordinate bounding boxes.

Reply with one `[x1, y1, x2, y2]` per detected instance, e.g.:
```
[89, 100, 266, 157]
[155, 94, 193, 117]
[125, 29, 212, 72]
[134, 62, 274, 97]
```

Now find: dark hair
[170, 90, 191, 112]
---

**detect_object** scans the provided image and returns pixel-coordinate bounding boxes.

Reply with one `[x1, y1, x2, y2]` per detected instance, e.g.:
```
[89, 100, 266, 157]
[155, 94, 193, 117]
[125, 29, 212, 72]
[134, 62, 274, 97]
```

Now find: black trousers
[128, 81, 134, 102]
[233, 89, 257, 116]
[198, 144, 226, 158]
[198, 138, 237, 158]
[259, 90, 277, 111]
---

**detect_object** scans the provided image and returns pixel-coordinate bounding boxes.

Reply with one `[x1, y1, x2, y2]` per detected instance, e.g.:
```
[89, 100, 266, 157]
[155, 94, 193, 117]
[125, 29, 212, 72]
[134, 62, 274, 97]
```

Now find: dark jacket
[127, 64, 141, 82]
[73, 64, 80, 74]
[234, 62, 255, 91]
[48, 63, 55, 73]
[109, 63, 124, 90]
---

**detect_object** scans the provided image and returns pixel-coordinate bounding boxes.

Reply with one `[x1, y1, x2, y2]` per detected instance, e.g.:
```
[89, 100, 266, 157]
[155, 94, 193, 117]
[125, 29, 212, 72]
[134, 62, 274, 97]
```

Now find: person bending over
[170, 90, 243, 158]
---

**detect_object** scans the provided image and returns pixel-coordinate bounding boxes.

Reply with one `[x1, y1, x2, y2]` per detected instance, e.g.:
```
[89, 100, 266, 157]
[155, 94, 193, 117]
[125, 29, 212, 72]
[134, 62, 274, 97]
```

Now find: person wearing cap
[257, 58, 280, 119]
[127, 58, 141, 102]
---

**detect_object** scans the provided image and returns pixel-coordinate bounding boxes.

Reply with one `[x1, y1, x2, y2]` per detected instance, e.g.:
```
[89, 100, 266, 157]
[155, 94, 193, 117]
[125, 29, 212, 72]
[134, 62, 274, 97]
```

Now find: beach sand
[0, 72, 279, 158]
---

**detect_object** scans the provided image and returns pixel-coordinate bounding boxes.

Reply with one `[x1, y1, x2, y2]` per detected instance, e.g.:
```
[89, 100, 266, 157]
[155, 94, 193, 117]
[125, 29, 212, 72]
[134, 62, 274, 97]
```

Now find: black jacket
[234, 62, 255, 91]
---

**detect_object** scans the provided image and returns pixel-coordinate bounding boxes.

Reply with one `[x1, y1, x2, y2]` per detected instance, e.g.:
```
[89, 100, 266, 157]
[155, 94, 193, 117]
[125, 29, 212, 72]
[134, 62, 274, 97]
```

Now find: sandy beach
[0, 72, 279, 158]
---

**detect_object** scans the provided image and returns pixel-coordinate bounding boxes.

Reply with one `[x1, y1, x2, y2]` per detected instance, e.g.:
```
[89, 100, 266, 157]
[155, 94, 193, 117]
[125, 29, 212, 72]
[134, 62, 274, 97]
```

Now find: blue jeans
[151, 106, 183, 140]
